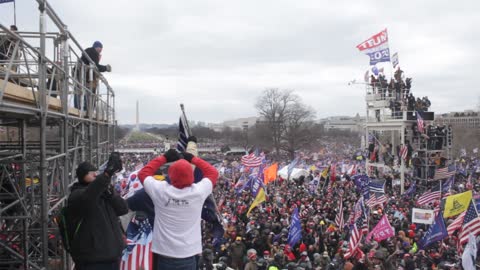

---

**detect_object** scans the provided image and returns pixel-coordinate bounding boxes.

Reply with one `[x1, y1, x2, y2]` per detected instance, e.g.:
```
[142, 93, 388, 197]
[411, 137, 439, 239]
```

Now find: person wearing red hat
[138, 140, 219, 270]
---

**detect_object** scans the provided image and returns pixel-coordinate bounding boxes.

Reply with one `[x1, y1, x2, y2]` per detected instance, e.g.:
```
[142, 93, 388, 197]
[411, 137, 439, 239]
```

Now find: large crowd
[112, 139, 480, 270]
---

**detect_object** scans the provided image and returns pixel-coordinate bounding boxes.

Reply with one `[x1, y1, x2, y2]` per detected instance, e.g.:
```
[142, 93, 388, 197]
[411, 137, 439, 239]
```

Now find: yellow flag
[321, 166, 330, 179]
[309, 165, 317, 172]
[247, 188, 266, 216]
[443, 190, 472, 218]
[263, 163, 278, 184]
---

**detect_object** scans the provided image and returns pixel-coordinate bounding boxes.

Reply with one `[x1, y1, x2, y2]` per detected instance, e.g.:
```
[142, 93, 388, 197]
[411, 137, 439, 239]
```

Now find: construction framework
[0, 1, 116, 269]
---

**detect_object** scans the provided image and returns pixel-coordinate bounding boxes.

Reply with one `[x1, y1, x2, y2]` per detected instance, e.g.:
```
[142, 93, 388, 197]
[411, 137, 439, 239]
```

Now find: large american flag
[416, 111, 425, 133]
[434, 165, 455, 180]
[417, 184, 441, 205]
[241, 152, 264, 167]
[447, 212, 465, 236]
[459, 201, 480, 245]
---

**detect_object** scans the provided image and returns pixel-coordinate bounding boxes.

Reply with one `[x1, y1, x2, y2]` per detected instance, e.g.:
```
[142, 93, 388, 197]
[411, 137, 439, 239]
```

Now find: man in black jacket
[81, 41, 111, 74]
[74, 41, 111, 110]
[67, 153, 127, 270]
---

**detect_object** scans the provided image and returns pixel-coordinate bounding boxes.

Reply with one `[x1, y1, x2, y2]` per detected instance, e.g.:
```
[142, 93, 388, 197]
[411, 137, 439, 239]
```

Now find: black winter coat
[67, 174, 128, 264]
[81, 47, 107, 73]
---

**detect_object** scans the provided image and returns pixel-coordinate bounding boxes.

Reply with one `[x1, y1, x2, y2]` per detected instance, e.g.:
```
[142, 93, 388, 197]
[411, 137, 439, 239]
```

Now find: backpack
[57, 205, 83, 253]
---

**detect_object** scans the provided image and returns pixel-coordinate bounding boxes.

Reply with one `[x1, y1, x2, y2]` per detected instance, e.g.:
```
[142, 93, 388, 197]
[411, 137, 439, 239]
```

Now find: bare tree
[255, 89, 299, 154]
[282, 101, 316, 159]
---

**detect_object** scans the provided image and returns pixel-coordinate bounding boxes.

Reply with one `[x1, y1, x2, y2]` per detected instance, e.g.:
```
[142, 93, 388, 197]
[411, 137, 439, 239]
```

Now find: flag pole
[13, 0, 16, 26]
[180, 103, 224, 229]
[180, 103, 192, 135]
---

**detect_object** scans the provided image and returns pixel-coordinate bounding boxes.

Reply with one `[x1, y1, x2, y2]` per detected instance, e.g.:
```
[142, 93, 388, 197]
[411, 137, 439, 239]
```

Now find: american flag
[459, 200, 480, 245]
[344, 214, 364, 259]
[366, 192, 388, 208]
[447, 212, 465, 236]
[399, 144, 408, 161]
[416, 111, 425, 133]
[434, 165, 455, 180]
[176, 114, 190, 152]
[335, 196, 344, 229]
[241, 152, 264, 168]
[417, 184, 441, 205]
[121, 217, 153, 270]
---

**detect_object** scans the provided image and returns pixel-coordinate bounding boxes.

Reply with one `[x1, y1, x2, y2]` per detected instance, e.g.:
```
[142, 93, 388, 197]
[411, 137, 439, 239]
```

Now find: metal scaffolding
[0, 1, 116, 269]
[363, 82, 447, 194]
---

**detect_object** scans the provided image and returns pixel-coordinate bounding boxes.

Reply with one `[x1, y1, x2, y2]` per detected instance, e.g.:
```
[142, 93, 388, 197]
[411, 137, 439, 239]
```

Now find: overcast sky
[1, 0, 479, 124]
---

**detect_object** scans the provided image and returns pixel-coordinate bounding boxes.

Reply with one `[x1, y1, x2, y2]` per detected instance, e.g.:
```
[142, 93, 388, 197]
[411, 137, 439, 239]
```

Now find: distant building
[208, 117, 258, 132]
[319, 113, 365, 132]
[435, 110, 480, 128]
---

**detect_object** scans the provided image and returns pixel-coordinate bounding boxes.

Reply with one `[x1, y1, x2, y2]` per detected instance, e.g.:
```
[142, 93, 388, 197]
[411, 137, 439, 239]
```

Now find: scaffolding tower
[0, 1, 116, 269]
[363, 77, 450, 194]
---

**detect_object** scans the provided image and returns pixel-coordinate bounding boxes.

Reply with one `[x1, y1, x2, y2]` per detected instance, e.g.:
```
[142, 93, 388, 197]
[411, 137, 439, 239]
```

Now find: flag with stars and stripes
[121, 216, 153, 270]
[366, 192, 388, 208]
[434, 165, 456, 180]
[241, 151, 265, 168]
[417, 184, 441, 205]
[459, 200, 480, 245]
[447, 212, 465, 236]
[344, 214, 365, 259]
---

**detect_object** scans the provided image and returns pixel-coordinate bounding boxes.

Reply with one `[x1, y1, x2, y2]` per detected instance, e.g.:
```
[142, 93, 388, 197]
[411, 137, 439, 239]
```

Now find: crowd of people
[369, 68, 431, 120]
[68, 136, 480, 270]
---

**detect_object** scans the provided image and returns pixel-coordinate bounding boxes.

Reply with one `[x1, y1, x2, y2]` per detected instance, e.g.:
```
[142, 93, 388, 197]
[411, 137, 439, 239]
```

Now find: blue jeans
[155, 254, 197, 270]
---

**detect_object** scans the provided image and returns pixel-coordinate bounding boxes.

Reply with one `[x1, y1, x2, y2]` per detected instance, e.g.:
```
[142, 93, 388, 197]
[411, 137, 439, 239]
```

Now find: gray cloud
[2, 0, 479, 124]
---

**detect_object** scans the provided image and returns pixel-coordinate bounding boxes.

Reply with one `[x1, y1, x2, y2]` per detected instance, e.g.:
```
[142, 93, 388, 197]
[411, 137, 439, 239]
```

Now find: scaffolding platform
[0, 1, 116, 269]
[362, 84, 450, 194]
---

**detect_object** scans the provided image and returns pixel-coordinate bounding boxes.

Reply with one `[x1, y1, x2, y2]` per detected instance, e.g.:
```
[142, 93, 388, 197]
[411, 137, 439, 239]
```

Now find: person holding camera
[67, 152, 127, 270]
[137, 136, 219, 270]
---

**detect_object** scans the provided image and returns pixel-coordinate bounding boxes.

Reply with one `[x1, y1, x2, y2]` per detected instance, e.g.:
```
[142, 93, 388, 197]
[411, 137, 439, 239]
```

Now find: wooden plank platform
[1, 78, 101, 120]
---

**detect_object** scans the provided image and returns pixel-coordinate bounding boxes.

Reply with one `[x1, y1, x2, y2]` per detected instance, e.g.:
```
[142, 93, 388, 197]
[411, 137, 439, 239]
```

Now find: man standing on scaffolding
[74, 41, 112, 110]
